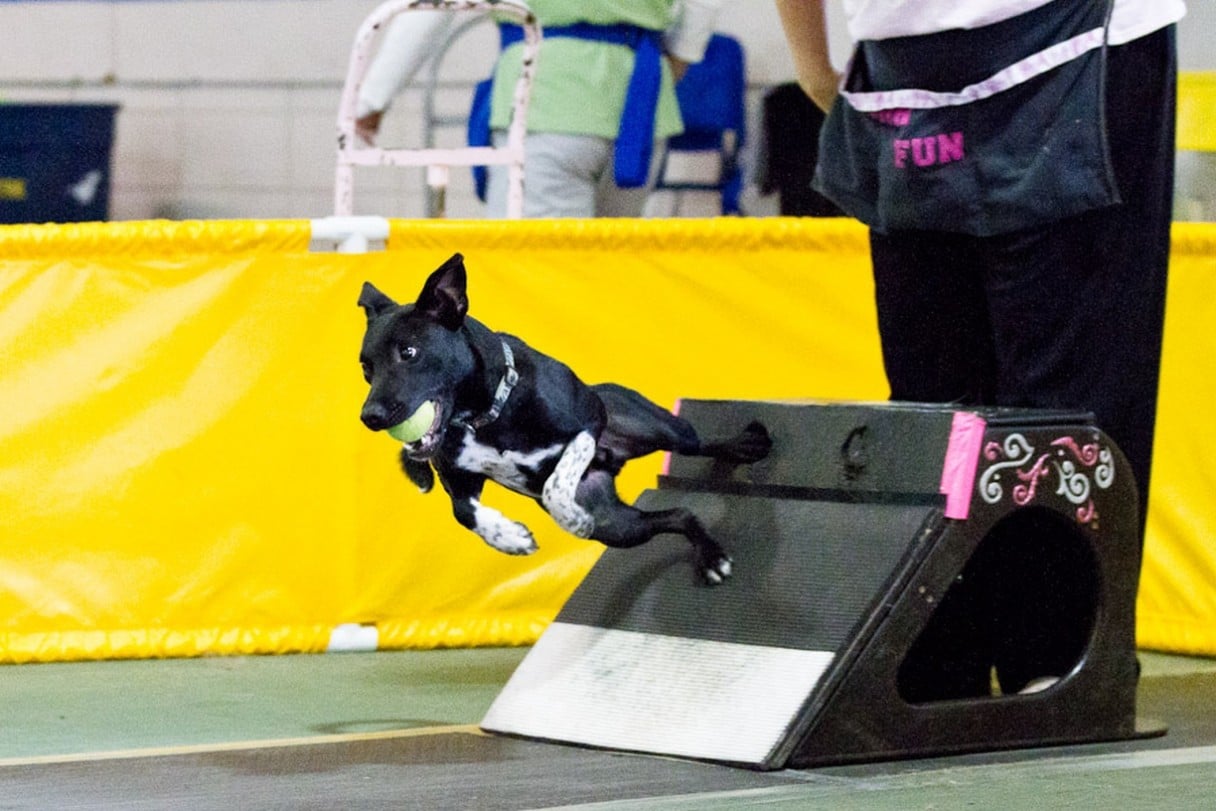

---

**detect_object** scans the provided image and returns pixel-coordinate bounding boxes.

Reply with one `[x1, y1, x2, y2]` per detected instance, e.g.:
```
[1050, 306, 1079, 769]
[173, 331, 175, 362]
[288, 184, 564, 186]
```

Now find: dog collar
[452, 340, 519, 433]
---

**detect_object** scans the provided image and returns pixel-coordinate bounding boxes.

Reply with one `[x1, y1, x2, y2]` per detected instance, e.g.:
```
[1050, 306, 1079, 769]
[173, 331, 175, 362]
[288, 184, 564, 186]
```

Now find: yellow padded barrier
[0, 217, 1213, 662]
[1138, 223, 1216, 655]
[1178, 72, 1216, 152]
[0, 218, 882, 662]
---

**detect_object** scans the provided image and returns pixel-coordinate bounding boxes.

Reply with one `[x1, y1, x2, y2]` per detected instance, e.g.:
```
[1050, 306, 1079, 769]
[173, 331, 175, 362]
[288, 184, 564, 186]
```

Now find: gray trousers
[485, 131, 661, 218]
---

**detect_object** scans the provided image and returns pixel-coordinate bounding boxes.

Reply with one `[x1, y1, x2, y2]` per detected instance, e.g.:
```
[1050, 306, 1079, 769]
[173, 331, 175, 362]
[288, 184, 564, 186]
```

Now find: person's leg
[868, 229, 997, 405]
[595, 140, 665, 218]
[1089, 26, 1177, 522]
[485, 132, 611, 218]
[981, 28, 1176, 529]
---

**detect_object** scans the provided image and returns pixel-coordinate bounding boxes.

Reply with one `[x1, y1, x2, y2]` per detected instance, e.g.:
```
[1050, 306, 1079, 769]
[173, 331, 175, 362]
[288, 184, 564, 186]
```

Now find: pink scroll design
[1011, 453, 1052, 506]
[977, 432, 1115, 527]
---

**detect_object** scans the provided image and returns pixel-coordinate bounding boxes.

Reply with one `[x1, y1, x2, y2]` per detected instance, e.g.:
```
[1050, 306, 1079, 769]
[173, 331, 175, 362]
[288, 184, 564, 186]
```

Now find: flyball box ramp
[483, 400, 1159, 769]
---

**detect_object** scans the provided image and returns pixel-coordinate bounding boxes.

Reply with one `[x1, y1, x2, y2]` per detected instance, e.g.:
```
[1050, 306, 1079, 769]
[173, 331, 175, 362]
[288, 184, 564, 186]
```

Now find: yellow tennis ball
[387, 400, 436, 443]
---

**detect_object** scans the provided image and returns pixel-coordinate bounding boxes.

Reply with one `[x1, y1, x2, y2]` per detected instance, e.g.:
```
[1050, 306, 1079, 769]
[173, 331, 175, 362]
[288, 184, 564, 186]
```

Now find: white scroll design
[977, 433, 1115, 527]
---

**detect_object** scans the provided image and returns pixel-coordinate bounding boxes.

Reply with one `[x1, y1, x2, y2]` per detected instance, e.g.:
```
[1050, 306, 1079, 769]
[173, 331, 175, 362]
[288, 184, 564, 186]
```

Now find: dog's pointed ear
[358, 282, 397, 321]
[415, 253, 468, 330]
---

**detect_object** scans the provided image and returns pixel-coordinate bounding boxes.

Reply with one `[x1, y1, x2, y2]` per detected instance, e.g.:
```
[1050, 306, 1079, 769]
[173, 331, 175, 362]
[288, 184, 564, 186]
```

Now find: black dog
[358, 253, 771, 584]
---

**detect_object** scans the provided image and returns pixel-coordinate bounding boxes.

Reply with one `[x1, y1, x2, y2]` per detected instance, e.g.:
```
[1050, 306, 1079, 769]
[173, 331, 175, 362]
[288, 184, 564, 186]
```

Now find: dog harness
[451, 340, 520, 433]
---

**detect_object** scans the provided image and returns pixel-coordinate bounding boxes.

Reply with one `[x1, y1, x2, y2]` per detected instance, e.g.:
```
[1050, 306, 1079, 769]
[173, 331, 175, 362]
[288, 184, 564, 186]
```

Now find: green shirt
[488, 0, 684, 141]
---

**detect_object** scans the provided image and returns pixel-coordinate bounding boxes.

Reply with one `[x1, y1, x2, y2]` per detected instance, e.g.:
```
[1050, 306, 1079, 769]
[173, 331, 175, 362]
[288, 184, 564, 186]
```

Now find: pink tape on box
[940, 411, 987, 520]
[661, 398, 684, 477]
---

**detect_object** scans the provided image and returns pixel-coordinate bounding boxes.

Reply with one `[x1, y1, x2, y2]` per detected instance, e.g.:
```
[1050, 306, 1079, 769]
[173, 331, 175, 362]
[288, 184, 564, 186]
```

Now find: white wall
[0, 1, 1210, 222]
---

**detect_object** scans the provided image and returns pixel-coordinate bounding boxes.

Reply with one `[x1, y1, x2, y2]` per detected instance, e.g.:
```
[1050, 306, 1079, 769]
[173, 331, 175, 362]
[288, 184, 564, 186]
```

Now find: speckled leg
[541, 431, 596, 538]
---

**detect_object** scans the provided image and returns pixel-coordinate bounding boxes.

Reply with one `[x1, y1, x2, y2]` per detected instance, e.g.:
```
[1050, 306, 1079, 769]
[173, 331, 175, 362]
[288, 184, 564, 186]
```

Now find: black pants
[869, 27, 1177, 535]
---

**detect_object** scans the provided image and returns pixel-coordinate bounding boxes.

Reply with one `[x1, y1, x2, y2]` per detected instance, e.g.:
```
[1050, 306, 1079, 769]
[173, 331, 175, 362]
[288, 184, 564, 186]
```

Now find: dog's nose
[361, 400, 393, 431]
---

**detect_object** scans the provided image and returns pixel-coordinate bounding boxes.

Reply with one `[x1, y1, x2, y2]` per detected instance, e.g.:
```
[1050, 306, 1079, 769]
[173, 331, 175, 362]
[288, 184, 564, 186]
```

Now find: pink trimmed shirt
[842, 0, 1185, 44]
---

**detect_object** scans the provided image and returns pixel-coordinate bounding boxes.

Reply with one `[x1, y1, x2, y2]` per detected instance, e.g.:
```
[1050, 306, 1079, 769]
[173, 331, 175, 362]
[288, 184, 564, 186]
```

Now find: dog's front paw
[400, 455, 435, 493]
[698, 550, 733, 586]
[473, 505, 539, 556]
[485, 521, 539, 556]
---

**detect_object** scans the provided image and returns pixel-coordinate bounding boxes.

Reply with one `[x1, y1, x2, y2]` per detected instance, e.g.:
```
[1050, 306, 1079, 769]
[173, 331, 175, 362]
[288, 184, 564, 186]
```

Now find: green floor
[3, 649, 1216, 809]
[1, 647, 526, 761]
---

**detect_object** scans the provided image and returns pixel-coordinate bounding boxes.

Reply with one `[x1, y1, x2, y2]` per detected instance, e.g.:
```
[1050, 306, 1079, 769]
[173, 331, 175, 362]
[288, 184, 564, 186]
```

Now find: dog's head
[358, 252, 475, 459]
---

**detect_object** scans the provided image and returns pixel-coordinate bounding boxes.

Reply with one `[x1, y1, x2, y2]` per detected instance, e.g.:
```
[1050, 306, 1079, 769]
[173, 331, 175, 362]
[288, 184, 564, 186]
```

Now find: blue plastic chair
[652, 33, 747, 214]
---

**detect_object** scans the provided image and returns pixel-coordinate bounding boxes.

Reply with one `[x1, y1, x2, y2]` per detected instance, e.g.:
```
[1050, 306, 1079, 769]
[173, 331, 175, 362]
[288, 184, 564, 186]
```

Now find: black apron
[815, 0, 1119, 236]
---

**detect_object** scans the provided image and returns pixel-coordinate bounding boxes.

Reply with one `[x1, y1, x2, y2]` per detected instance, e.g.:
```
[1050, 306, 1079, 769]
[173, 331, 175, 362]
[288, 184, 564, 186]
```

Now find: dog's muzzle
[360, 399, 396, 432]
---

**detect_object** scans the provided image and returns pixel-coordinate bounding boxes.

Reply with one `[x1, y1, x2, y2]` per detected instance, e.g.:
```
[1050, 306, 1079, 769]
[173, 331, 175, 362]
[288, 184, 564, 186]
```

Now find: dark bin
[0, 103, 119, 224]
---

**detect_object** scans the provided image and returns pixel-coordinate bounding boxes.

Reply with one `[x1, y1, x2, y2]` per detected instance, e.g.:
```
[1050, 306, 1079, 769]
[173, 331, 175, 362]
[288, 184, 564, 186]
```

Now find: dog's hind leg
[592, 383, 771, 467]
[541, 431, 597, 539]
[578, 468, 732, 585]
[696, 420, 772, 464]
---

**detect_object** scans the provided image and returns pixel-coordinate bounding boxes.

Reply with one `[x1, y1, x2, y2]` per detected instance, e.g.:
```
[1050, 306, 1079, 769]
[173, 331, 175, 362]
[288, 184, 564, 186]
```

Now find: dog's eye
[360, 361, 373, 382]
[398, 345, 418, 362]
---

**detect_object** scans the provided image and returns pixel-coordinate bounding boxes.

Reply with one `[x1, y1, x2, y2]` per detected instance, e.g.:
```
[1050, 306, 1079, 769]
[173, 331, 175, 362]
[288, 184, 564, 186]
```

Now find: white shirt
[842, 0, 1186, 44]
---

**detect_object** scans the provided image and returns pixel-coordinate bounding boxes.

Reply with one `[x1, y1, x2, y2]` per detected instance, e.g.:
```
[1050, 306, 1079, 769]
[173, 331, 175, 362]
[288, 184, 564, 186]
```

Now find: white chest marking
[454, 434, 564, 495]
